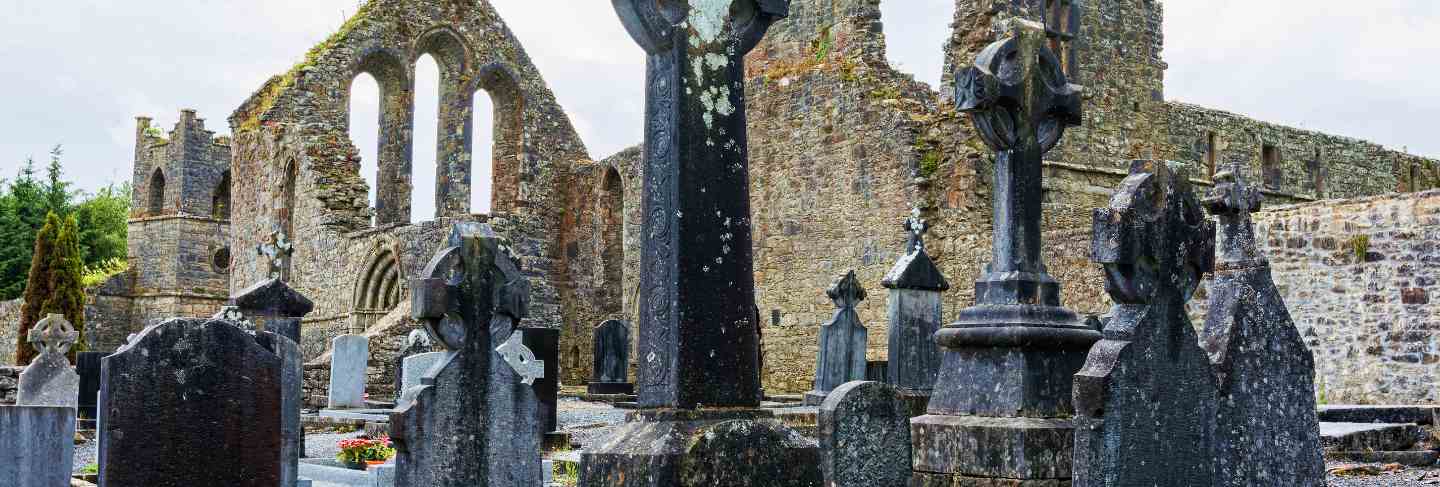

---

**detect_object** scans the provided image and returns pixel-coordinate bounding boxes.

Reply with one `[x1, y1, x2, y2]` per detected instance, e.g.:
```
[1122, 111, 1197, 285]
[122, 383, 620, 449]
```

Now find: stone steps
[1319, 405, 1438, 425]
[1320, 422, 1425, 452]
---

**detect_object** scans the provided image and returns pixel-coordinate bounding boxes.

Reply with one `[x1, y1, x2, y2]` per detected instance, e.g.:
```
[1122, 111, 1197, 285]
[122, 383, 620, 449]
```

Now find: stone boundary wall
[0, 299, 20, 366]
[1193, 190, 1440, 404]
[0, 366, 19, 405]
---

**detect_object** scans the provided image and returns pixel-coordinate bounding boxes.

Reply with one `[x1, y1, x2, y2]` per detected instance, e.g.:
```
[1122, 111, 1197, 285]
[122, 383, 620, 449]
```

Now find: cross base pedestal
[580, 409, 821, 487]
[911, 415, 1077, 484]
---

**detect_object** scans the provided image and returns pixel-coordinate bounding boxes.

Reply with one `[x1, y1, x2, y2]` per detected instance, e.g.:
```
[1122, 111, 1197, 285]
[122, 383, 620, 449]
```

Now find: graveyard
[2, 0, 1440, 486]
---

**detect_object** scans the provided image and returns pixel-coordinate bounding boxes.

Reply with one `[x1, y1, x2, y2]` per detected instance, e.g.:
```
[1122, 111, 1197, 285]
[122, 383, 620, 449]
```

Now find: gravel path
[73, 437, 97, 473]
[558, 397, 628, 449]
[305, 429, 369, 461]
[1327, 462, 1440, 486]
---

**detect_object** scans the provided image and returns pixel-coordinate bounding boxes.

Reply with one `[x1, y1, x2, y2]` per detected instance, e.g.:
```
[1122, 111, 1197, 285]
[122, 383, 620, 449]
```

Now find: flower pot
[365, 460, 387, 468]
[342, 460, 366, 471]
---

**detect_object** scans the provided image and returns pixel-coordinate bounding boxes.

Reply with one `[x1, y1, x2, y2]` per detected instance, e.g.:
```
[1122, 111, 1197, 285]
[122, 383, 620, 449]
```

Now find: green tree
[0, 159, 48, 300]
[15, 213, 88, 364]
[73, 182, 130, 269]
[42, 145, 72, 217]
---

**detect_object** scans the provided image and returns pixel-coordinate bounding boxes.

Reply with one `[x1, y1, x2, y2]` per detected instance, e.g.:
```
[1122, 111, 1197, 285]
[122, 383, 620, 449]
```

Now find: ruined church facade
[55, 0, 1438, 404]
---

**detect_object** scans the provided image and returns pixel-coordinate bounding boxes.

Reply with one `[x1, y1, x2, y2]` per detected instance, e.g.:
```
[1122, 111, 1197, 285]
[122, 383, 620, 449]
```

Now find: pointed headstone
[588, 320, 633, 394]
[1201, 166, 1325, 486]
[17, 314, 80, 408]
[233, 277, 315, 344]
[99, 319, 283, 487]
[913, 19, 1100, 485]
[882, 210, 947, 414]
[391, 223, 542, 487]
[1072, 160, 1218, 487]
[581, 2, 821, 486]
[805, 271, 869, 406]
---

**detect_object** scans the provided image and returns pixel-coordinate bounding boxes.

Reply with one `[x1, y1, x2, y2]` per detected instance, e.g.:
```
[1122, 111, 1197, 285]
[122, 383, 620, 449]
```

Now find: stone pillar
[435, 69, 475, 218]
[804, 271, 869, 406]
[911, 20, 1101, 486]
[391, 223, 543, 487]
[234, 277, 316, 486]
[0, 405, 75, 487]
[881, 211, 948, 415]
[375, 81, 416, 225]
[580, 2, 821, 485]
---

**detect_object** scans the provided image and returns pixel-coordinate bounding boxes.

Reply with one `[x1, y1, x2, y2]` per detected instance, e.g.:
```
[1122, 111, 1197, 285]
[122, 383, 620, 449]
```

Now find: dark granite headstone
[804, 272, 870, 406]
[588, 319, 633, 395]
[912, 19, 1101, 485]
[882, 210, 947, 413]
[75, 351, 103, 423]
[523, 326, 569, 449]
[1072, 160, 1218, 487]
[1201, 166, 1325, 486]
[819, 381, 912, 487]
[865, 360, 888, 383]
[391, 223, 542, 487]
[98, 318, 283, 487]
[580, 2, 821, 485]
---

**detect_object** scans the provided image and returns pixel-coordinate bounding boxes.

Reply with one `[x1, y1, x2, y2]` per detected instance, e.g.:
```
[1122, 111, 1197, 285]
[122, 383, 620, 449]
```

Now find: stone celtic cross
[29, 314, 78, 356]
[1091, 161, 1215, 307]
[828, 270, 866, 310]
[1204, 164, 1266, 268]
[955, 18, 1081, 305]
[258, 229, 294, 281]
[904, 207, 929, 253]
[614, 0, 789, 409]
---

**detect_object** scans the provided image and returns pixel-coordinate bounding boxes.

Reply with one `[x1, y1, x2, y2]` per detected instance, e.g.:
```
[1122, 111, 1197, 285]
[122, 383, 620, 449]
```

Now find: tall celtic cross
[614, 0, 789, 409]
[955, 19, 1081, 306]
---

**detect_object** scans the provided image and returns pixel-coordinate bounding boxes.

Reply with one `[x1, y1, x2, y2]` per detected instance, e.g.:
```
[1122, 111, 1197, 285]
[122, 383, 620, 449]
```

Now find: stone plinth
[328, 335, 369, 409]
[0, 405, 75, 487]
[581, 409, 821, 487]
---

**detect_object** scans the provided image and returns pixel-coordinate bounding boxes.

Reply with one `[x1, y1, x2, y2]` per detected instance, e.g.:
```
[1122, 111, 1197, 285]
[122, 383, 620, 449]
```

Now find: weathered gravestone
[580, 1, 822, 485]
[235, 277, 315, 487]
[912, 19, 1101, 485]
[17, 314, 80, 408]
[805, 271, 869, 407]
[393, 329, 433, 399]
[0, 405, 75, 487]
[523, 326, 569, 450]
[328, 334, 370, 409]
[1201, 166, 1326, 487]
[588, 319, 633, 395]
[1072, 160, 1218, 487]
[99, 318, 283, 487]
[397, 351, 444, 407]
[390, 223, 543, 487]
[819, 381, 913, 487]
[882, 210, 947, 414]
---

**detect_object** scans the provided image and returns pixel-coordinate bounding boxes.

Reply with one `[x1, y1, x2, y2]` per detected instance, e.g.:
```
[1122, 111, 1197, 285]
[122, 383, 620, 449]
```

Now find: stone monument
[911, 19, 1101, 485]
[881, 209, 947, 414]
[0, 405, 75, 487]
[580, 1, 822, 485]
[75, 348, 103, 427]
[235, 277, 315, 486]
[328, 334, 370, 409]
[390, 223, 543, 487]
[588, 319, 633, 395]
[98, 318, 283, 487]
[804, 271, 869, 407]
[1201, 166, 1326, 486]
[1072, 160, 1218, 487]
[397, 350, 444, 407]
[818, 381, 913, 487]
[17, 314, 80, 408]
[393, 329, 433, 398]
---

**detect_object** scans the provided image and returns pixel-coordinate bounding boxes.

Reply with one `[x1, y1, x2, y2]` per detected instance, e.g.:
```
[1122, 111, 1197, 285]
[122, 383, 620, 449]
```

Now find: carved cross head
[613, 0, 790, 55]
[1204, 164, 1263, 217]
[410, 223, 530, 352]
[955, 19, 1082, 154]
[496, 330, 545, 385]
[904, 207, 930, 253]
[1092, 161, 1215, 305]
[826, 270, 867, 309]
[28, 314, 78, 356]
[258, 229, 294, 281]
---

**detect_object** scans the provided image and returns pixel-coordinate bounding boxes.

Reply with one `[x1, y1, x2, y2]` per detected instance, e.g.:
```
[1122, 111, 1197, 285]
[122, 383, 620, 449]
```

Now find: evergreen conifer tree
[16, 212, 60, 364]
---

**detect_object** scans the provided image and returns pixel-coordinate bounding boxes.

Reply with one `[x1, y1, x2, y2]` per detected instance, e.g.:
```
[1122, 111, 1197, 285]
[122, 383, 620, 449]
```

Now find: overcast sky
[1, 1, 1436, 220]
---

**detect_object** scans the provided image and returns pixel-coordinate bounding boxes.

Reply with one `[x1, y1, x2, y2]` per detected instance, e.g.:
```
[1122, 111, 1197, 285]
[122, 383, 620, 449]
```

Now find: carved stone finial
[904, 207, 930, 253]
[827, 271, 867, 310]
[1205, 164, 1263, 216]
[257, 229, 295, 281]
[29, 314, 78, 356]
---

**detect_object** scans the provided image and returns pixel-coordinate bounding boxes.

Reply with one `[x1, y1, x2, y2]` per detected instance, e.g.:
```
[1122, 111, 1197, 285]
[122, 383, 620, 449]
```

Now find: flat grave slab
[319, 409, 393, 422]
[1319, 405, 1438, 425]
[1320, 422, 1424, 452]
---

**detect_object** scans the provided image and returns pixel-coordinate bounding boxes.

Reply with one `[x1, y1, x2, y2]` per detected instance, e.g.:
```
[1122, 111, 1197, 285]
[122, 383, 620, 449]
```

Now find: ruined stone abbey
[18, 0, 1434, 405]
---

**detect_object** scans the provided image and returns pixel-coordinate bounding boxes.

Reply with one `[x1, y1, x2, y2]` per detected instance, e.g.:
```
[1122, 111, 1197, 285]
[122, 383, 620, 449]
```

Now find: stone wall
[1190, 190, 1440, 404]
[0, 366, 19, 405]
[0, 300, 20, 366]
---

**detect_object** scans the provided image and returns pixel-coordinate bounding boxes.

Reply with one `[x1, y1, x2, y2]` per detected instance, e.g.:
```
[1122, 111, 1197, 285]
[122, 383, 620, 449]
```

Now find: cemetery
[2, 0, 1440, 486]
